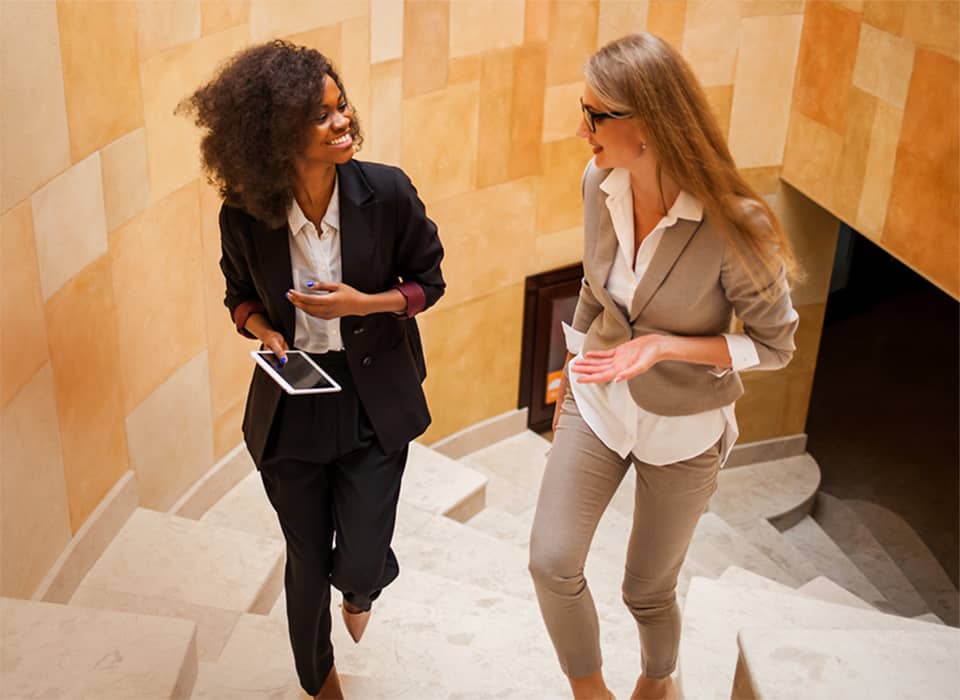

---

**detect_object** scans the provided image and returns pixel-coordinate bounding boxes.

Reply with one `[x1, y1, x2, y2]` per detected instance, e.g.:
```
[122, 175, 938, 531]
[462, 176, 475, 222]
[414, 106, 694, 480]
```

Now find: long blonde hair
[585, 33, 800, 290]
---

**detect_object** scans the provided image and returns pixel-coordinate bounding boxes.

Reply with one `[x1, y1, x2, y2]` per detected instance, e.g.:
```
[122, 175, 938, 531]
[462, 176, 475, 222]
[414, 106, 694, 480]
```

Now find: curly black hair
[177, 40, 363, 227]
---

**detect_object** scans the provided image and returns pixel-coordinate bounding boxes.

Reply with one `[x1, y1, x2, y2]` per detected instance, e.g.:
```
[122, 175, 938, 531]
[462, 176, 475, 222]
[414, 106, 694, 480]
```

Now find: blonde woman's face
[576, 84, 647, 170]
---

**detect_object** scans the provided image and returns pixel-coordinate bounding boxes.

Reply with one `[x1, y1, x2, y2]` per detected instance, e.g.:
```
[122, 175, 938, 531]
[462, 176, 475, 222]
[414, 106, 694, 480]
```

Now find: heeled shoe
[341, 601, 371, 643]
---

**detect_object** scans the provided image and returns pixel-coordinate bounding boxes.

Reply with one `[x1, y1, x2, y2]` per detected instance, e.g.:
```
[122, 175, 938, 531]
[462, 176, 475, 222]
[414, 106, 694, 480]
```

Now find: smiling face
[576, 83, 647, 170]
[297, 73, 355, 168]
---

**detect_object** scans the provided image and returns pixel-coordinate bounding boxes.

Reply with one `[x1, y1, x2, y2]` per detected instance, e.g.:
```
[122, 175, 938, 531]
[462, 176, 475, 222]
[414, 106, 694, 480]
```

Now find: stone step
[2, 597, 198, 699]
[732, 518, 820, 584]
[458, 431, 551, 515]
[399, 505, 629, 612]
[812, 492, 929, 617]
[709, 454, 820, 529]
[221, 574, 642, 699]
[191, 662, 453, 699]
[781, 515, 889, 610]
[687, 513, 796, 586]
[465, 505, 532, 548]
[680, 576, 953, 700]
[400, 442, 488, 522]
[914, 612, 946, 625]
[733, 627, 960, 700]
[717, 566, 877, 613]
[459, 430, 552, 494]
[71, 508, 284, 660]
[200, 470, 282, 541]
[718, 566, 796, 595]
[395, 507, 536, 603]
[846, 498, 958, 626]
[797, 576, 875, 611]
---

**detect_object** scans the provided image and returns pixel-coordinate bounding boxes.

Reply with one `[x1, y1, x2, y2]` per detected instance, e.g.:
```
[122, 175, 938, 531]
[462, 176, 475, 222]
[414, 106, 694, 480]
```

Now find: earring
[640, 141, 647, 152]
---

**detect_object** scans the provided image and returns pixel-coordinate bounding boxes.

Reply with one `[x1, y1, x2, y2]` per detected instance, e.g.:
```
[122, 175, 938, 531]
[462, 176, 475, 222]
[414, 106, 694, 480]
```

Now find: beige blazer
[570, 162, 798, 417]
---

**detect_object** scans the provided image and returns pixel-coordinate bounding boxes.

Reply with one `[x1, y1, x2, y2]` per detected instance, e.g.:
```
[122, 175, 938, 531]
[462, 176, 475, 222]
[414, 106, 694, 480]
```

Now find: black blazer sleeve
[393, 169, 445, 312]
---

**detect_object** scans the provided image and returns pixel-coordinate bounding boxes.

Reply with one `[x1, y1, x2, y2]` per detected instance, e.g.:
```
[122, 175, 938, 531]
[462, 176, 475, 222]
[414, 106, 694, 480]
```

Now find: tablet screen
[255, 351, 339, 391]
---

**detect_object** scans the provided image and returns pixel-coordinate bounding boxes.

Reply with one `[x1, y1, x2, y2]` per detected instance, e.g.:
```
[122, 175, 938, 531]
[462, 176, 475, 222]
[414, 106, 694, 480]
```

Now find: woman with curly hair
[180, 41, 444, 699]
[528, 34, 799, 700]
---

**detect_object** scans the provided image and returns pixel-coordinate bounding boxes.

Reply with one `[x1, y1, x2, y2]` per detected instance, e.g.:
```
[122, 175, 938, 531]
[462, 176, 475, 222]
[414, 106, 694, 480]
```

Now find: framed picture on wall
[518, 263, 584, 433]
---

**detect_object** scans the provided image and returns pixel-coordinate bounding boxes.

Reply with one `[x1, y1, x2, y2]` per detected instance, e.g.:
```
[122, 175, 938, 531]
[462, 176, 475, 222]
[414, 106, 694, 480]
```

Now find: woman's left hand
[286, 282, 367, 319]
[570, 334, 668, 384]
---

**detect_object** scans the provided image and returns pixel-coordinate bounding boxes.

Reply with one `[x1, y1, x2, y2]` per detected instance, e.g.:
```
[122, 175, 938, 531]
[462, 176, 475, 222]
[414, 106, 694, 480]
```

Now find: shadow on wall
[807, 228, 960, 587]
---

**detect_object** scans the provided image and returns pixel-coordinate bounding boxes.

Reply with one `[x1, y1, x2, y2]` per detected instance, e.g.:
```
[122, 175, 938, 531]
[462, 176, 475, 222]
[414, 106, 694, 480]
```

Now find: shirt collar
[599, 167, 704, 224]
[287, 174, 340, 236]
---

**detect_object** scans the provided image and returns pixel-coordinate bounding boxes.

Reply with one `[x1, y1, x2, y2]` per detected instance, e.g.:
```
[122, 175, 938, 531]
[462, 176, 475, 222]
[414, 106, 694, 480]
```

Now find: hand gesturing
[570, 335, 666, 384]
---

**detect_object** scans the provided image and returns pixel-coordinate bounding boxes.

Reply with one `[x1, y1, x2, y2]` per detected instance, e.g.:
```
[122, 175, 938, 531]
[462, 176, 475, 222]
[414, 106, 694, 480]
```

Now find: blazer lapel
[251, 218, 296, 340]
[630, 218, 702, 322]
[337, 161, 377, 292]
[586, 204, 631, 330]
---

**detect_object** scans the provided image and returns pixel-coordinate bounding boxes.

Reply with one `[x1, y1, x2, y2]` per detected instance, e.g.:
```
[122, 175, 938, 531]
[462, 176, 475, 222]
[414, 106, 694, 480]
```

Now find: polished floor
[806, 234, 959, 588]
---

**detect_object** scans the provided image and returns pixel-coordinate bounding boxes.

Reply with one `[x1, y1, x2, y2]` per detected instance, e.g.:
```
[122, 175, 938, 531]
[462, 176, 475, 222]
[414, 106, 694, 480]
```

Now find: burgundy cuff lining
[234, 300, 266, 339]
[394, 281, 426, 318]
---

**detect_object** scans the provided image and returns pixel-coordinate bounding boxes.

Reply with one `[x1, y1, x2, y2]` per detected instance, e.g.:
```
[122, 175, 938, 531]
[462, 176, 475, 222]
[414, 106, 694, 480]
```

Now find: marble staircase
[4, 429, 958, 699]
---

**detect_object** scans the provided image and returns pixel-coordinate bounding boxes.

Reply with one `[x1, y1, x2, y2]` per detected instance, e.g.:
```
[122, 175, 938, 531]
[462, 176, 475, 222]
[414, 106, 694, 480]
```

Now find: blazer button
[361, 355, 373, 368]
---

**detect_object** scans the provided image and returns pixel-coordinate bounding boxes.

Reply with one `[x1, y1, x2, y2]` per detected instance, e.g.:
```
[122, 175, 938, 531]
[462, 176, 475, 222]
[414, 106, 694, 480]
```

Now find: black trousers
[258, 352, 407, 696]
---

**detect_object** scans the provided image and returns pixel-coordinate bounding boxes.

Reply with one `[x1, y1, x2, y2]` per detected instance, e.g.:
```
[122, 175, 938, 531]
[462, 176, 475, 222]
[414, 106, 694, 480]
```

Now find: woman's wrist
[357, 289, 406, 316]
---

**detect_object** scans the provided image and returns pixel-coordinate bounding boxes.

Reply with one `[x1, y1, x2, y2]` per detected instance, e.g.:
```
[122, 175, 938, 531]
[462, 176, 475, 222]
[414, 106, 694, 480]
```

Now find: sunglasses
[579, 97, 633, 133]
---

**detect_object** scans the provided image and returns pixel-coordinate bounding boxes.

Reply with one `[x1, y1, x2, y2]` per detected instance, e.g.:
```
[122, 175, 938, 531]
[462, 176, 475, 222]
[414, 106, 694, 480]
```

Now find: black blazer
[218, 160, 445, 464]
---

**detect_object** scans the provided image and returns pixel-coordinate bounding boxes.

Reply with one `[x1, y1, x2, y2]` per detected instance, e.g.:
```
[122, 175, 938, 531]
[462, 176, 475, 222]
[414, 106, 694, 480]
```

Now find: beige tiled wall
[782, 0, 959, 297]
[6, 0, 939, 598]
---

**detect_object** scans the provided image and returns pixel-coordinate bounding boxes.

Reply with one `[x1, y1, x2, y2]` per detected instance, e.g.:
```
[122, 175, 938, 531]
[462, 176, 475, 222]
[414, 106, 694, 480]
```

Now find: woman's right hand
[245, 313, 288, 363]
[260, 329, 289, 364]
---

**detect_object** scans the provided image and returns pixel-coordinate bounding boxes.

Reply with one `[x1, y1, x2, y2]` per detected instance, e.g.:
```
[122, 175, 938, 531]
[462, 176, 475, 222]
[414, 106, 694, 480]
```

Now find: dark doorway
[807, 225, 959, 587]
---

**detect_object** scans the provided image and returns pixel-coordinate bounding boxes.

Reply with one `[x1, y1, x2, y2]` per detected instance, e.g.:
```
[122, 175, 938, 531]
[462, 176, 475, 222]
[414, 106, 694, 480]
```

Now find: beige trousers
[528, 391, 720, 680]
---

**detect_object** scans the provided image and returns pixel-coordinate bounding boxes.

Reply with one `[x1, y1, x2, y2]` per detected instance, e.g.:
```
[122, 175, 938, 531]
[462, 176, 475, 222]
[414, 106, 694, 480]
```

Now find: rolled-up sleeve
[219, 205, 265, 339]
[720, 242, 799, 372]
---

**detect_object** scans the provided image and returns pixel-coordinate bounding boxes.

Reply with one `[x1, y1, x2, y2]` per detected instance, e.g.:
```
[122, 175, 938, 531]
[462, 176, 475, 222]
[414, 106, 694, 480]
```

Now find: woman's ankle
[569, 670, 612, 699]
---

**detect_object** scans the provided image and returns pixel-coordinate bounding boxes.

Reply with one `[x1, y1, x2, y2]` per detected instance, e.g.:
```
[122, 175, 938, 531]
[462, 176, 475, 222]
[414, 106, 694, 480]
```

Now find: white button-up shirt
[564, 167, 759, 466]
[287, 175, 344, 353]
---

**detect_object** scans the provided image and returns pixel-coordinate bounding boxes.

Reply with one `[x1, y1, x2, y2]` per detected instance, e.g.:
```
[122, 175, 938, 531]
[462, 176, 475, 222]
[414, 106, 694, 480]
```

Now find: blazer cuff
[709, 333, 760, 377]
[394, 281, 426, 318]
[233, 300, 267, 339]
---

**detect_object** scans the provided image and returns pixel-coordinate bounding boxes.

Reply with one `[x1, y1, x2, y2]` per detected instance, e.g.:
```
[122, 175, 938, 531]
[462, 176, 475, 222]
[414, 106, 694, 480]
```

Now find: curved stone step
[797, 576, 875, 611]
[200, 470, 282, 541]
[2, 597, 198, 699]
[733, 627, 960, 700]
[709, 454, 820, 529]
[680, 576, 953, 700]
[812, 492, 929, 616]
[781, 516, 889, 610]
[401, 442, 488, 522]
[72, 508, 284, 658]
[733, 518, 820, 585]
[466, 505, 532, 548]
[458, 431, 551, 515]
[846, 498, 958, 626]
[718, 566, 796, 595]
[688, 513, 796, 586]
[717, 567, 877, 612]
[459, 430, 552, 493]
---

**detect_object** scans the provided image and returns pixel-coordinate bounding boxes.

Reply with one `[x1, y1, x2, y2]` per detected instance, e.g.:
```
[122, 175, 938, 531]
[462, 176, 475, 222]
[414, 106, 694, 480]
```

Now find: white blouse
[564, 168, 759, 466]
[287, 175, 344, 353]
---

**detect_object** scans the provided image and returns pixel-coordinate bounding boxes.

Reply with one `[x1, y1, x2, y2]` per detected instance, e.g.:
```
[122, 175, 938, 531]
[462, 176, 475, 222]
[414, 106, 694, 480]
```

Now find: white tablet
[251, 350, 343, 395]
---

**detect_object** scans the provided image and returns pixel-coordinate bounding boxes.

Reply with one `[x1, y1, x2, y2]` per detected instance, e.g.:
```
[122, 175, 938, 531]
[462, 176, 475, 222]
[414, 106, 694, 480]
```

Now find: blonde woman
[528, 34, 800, 700]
